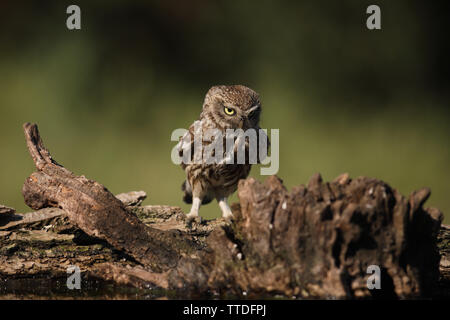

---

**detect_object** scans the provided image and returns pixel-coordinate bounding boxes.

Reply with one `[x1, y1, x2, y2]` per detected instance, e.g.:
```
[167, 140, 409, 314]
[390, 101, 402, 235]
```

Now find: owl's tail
[181, 180, 213, 205]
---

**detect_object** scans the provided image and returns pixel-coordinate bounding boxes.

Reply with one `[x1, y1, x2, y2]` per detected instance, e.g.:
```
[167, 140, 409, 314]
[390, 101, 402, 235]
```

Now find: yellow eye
[224, 106, 236, 116]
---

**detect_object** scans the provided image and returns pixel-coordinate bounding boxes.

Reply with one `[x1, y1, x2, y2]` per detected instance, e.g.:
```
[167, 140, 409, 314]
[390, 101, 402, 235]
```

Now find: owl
[177, 85, 267, 221]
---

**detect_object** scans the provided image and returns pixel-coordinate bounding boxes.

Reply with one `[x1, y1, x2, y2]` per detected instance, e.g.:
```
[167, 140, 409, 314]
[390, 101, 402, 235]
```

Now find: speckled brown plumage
[177, 85, 265, 220]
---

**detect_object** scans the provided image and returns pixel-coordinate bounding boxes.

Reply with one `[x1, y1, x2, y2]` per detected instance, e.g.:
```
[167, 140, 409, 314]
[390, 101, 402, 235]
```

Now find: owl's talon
[223, 216, 234, 225]
[185, 197, 202, 223]
[185, 213, 202, 227]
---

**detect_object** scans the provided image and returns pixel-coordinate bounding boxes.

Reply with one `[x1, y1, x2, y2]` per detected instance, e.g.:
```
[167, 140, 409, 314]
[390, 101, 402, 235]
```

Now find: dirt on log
[3, 122, 447, 299]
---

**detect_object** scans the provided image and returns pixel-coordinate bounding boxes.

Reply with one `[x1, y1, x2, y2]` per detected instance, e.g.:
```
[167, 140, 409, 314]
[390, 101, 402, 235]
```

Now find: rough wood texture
[169, 175, 444, 299]
[21, 123, 198, 272]
[1, 203, 448, 298]
[0, 205, 15, 216]
[0, 208, 65, 231]
[11, 122, 448, 299]
[0, 190, 221, 295]
[0, 199, 217, 296]
[116, 191, 147, 207]
[438, 224, 450, 297]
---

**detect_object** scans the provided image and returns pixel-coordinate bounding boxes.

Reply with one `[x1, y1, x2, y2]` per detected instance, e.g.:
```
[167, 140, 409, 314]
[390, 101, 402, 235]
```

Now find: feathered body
[177, 85, 265, 220]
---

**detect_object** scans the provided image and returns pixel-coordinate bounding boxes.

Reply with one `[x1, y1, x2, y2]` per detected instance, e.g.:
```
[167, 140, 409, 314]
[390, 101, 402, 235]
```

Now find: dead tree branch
[21, 122, 198, 272]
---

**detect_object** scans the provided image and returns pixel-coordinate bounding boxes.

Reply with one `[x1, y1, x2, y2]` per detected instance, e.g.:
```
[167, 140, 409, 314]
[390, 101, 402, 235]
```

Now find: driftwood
[0, 122, 448, 299]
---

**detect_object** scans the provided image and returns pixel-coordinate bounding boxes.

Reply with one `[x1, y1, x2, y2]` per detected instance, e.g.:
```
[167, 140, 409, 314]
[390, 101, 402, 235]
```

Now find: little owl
[177, 85, 268, 221]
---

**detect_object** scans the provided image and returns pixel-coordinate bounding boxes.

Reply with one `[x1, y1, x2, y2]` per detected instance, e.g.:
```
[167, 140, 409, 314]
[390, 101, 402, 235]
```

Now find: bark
[0, 194, 220, 296]
[169, 175, 445, 299]
[1, 122, 447, 299]
[21, 123, 199, 272]
[115, 191, 147, 207]
[0, 207, 65, 231]
[438, 224, 450, 297]
[0, 205, 15, 216]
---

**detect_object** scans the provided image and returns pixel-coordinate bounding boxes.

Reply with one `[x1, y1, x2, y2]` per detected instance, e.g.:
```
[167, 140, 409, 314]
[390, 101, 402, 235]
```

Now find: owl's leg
[186, 197, 202, 220]
[218, 197, 233, 219]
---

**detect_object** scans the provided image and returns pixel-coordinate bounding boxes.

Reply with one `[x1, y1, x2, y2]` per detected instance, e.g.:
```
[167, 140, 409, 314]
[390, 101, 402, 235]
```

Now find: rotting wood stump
[169, 175, 444, 299]
[1, 122, 447, 299]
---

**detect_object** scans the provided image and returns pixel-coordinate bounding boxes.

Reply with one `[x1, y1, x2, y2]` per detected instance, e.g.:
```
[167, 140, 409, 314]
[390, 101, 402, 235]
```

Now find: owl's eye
[224, 106, 236, 116]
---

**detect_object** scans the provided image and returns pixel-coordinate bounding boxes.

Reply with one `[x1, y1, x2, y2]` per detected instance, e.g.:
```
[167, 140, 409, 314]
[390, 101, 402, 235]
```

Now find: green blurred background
[0, 1, 448, 222]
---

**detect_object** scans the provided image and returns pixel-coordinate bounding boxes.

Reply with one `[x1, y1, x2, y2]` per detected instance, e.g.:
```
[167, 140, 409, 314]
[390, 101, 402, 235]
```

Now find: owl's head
[202, 85, 262, 130]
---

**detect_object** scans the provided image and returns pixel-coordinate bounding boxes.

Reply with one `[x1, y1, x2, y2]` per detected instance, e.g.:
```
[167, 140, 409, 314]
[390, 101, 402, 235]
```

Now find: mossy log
[0, 122, 448, 299]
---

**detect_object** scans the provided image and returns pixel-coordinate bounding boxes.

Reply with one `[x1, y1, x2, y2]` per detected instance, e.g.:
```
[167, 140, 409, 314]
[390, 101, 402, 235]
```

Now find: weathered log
[21, 123, 198, 272]
[0, 205, 15, 216]
[0, 201, 217, 295]
[1, 203, 448, 298]
[0, 191, 150, 233]
[15, 122, 448, 299]
[0, 208, 66, 231]
[168, 175, 444, 299]
[438, 224, 450, 296]
[0, 191, 149, 234]
[116, 191, 147, 207]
